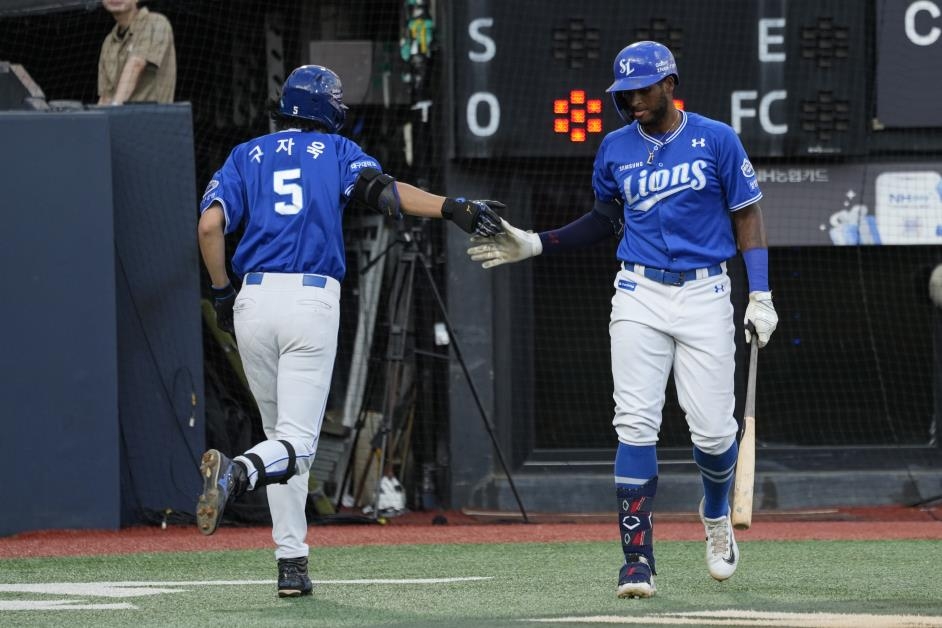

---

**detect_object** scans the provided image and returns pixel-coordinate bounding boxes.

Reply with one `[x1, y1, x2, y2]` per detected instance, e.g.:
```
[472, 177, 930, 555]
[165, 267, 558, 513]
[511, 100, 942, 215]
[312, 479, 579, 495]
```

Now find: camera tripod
[337, 221, 529, 522]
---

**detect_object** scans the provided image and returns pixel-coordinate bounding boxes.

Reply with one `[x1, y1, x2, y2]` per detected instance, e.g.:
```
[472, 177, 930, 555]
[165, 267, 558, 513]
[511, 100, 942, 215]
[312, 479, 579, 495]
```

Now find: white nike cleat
[699, 498, 739, 581]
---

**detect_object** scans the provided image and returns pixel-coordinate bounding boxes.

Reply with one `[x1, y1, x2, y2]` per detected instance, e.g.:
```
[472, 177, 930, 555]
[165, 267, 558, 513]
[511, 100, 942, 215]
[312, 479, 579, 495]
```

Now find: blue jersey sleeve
[714, 124, 762, 211]
[199, 150, 247, 234]
[335, 138, 381, 203]
[591, 136, 621, 204]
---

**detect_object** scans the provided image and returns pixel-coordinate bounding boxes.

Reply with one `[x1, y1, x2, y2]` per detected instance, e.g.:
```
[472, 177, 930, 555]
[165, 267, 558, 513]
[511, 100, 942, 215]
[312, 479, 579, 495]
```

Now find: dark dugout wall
[0, 105, 204, 535]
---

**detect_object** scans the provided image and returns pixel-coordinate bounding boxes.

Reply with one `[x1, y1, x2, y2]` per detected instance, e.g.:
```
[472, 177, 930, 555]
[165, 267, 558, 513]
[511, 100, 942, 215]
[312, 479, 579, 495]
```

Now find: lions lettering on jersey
[623, 160, 708, 212]
[592, 111, 762, 271]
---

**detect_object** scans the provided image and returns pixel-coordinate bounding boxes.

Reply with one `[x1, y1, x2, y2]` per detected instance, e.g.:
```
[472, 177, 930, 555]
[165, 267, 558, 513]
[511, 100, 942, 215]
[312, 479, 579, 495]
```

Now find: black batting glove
[211, 283, 237, 335]
[441, 198, 506, 236]
[470, 200, 505, 236]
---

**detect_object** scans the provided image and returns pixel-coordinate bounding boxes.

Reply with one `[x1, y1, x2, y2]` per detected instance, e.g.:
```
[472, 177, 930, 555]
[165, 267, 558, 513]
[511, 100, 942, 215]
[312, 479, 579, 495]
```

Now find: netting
[3, 0, 939, 513]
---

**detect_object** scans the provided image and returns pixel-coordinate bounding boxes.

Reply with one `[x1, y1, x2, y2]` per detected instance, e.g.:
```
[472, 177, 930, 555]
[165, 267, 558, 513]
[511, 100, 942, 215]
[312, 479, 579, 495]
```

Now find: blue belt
[244, 272, 328, 288]
[622, 262, 723, 286]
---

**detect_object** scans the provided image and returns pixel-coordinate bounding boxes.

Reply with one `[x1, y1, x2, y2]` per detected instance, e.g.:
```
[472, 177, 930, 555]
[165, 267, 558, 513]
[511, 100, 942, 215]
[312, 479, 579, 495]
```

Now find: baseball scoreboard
[450, 0, 898, 159]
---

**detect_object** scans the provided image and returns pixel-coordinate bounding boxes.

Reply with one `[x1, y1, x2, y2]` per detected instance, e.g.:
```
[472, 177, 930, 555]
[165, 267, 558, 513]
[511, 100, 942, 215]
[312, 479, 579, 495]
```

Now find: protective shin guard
[617, 476, 658, 574]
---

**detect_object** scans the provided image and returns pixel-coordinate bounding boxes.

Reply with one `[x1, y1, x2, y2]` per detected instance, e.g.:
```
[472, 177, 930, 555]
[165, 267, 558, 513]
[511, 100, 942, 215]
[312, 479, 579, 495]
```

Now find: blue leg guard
[617, 476, 658, 574]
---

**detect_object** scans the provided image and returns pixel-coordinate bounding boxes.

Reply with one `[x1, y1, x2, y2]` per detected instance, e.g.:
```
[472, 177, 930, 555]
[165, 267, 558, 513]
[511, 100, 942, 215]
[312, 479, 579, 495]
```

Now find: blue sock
[614, 443, 657, 487]
[693, 442, 738, 518]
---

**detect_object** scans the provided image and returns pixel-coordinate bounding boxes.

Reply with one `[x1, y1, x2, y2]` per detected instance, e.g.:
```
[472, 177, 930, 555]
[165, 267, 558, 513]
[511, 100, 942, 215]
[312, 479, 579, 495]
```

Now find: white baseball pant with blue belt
[232, 272, 340, 560]
[610, 262, 738, 455]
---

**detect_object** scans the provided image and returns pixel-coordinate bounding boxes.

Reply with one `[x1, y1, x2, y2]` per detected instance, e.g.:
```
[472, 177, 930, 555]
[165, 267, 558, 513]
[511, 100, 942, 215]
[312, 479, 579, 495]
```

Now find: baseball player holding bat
[467, 41, 778, 598]
[196, 65, 503, 598]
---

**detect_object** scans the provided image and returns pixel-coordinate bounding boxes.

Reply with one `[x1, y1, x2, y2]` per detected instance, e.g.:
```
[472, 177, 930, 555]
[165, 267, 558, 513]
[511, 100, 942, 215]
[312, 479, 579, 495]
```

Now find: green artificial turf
[1, 540, 941, 627]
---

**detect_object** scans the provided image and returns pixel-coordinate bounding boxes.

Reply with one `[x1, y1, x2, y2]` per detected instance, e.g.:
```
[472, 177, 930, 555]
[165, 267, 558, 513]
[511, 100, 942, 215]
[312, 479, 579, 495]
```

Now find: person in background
[97, 0, 175, 105]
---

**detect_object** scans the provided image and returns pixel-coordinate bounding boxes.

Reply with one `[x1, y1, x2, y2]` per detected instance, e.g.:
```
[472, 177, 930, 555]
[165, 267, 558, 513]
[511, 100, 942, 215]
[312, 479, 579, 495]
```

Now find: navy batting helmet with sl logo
[279, 65, 348, 133]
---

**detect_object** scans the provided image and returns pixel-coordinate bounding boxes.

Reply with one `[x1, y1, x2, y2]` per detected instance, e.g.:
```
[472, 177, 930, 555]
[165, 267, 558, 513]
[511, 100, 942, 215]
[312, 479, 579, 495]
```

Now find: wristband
[441, 197, 476, 233]
[742, 248, 769, 292]
[211, 283, 234, 299]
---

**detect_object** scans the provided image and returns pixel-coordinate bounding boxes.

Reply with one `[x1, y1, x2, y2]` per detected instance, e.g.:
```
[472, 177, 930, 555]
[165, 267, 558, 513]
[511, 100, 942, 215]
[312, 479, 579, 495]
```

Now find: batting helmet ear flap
[611, 91, 633, 124]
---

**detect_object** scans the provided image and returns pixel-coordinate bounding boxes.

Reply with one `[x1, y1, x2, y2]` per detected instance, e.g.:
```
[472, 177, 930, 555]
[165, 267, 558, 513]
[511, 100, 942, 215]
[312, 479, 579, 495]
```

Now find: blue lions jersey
[592, 111, 762, 271]
[200, 129, 380, 281]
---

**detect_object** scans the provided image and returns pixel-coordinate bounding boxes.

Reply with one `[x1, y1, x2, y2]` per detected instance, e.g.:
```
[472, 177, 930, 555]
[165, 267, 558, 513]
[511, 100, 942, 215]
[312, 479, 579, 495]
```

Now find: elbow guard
[352, 168, 401, 218]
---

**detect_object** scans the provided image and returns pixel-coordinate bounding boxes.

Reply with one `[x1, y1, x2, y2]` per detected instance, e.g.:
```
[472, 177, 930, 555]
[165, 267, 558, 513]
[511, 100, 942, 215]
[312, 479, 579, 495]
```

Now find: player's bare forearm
[396, 182, 447, 219]
[112, 55, 147, 104]
[732, 203, 768, 252]
[197, 204, 230, 287]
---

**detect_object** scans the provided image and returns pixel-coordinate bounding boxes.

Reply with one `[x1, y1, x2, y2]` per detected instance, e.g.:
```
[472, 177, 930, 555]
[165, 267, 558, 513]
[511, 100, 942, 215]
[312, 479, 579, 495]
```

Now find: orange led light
[674, 99, 685, 110]
[554, 92, 602, 140]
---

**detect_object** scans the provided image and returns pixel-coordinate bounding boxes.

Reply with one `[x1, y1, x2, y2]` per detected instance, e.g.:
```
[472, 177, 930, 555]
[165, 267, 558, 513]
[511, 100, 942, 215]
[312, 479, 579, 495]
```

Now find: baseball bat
[732, 325, 759, 530]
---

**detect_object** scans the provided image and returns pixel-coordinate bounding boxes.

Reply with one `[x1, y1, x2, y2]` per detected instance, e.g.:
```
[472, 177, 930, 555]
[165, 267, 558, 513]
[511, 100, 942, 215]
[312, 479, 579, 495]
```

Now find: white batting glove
[744, 290, 778, 348]
[466, 218, 543, 269]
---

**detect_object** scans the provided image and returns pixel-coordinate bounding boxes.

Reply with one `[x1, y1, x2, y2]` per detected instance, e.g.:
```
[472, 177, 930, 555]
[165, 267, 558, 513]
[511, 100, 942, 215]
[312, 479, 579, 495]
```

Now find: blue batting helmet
[606, 41, 679, 94]
[279, 65, 348, 133]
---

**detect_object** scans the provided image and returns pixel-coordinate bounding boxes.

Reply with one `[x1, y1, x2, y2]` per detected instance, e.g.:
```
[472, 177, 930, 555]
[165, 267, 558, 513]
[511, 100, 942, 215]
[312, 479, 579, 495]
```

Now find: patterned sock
[693, 441, 738, 519]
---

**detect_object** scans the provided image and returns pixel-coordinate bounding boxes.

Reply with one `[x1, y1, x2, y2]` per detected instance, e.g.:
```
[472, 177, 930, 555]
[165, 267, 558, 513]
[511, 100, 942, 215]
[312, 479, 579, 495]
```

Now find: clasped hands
[466, 218, 542, 268]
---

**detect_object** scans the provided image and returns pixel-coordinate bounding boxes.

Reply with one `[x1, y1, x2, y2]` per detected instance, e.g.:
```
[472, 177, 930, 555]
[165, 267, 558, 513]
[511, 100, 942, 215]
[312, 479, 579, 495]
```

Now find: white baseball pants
[233, 272, 341, 559]
[609, 264, 738, 455]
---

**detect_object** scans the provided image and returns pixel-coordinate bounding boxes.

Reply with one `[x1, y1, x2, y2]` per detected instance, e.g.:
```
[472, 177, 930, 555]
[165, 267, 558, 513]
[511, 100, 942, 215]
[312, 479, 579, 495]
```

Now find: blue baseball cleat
[196, 449, 247, 535]
[617, 554, 656, 598]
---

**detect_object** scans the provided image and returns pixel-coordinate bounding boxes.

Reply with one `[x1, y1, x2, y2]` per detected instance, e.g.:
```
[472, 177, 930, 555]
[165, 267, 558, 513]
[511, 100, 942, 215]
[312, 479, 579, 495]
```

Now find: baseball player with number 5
[196, 65, 503, 598]
[467, 41, 778, 598]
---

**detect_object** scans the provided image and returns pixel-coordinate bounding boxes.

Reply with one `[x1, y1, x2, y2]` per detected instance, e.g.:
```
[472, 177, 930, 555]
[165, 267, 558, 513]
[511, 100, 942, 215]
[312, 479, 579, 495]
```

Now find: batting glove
[212, 282, 237, 336]
[744, 290, 777, 347]
[467, 218, 543, 269]
[441, 198, 506, 236]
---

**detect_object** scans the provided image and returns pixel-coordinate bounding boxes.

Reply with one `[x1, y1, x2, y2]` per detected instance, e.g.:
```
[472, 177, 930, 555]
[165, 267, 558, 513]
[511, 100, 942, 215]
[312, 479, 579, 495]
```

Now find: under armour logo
[715, 284, 725, 293]
[692, 138, 706, 148]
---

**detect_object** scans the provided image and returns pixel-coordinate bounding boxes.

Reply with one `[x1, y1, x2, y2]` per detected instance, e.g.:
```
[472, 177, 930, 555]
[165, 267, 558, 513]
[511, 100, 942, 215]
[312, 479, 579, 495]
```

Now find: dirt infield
[1, 505, 939, 559]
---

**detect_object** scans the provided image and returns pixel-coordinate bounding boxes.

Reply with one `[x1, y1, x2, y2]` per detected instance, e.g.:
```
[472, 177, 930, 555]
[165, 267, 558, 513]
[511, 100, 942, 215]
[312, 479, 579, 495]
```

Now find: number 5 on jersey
[274, 168, 302, 215]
